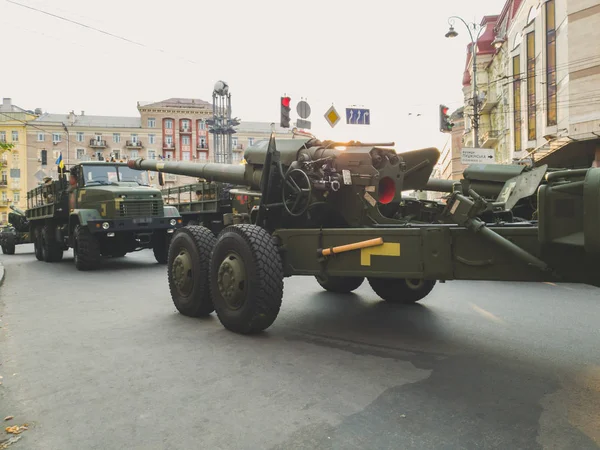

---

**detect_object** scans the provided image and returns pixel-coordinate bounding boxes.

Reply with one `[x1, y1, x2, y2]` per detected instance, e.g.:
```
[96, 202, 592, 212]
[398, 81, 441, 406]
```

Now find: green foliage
[0, 142, 13, 169]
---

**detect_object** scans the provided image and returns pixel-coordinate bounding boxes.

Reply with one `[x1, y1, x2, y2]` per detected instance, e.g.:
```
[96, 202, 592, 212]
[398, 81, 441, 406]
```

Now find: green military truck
[0, 206, 32, 254]
[161, 180, 259, 236]
[25, 161, 183, 270]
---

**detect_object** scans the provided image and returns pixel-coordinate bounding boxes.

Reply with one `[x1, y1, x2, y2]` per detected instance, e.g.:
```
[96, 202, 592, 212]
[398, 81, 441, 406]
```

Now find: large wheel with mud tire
[368, 278, 436, 304]
[210, 224, 284, 334]
[167, 225, 217, 317]
[34, 227, 43, 261]
[2, 236, 16, 255]
[73, 225, 101, 271]
[315, 275, 364, 293]
[153, 231, 169, 264]
[42, 224, 63, 262]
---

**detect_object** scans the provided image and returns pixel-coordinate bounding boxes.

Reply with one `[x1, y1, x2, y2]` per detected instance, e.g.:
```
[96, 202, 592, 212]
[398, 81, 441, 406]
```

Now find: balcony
[480, 130, 500, 148]
[180, 127, 192, 134]
[0, 180, 6, 186]
[196, 143, 208, 150]
[126, 140, 143, 148]
[89, 139, 107, 148]
[163, 143, 175, 150]
[479, 89, 498, 113]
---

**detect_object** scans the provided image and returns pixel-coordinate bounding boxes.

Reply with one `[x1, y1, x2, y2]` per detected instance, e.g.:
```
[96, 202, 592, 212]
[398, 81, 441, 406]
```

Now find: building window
[1, 191, 7, 202]
[76, 132, 84, 142]
[37, 132, 45, 142]
[166, 136, 173, 145]
[13, 192, 20, 204]
[113, 133, 120, 143]
[0, 131, 5, 142]
[198, 152, 207, 162]
[149, 134, 155, 144]
[148, 150, 156, 159]
[182, 152, 190, 161]
[232, 137, 238, 148]
[77, 148, 85, 160]
[182, 136, 190, 145]
[513, 55, 522, 153]
[131, 134, 138, 144]
[181, 120, 190, 130]
[52, 133, 61, 143]
[11, 131, 18, 142]
[198, 120, 206, 131]
[148, 118, 155, 128]
[130, 150, 139, 158]
[165, 119, 173, 129]
[526, 31, 536, 141]
[199, 137, 206, 149]
[546, 0, 557, 127]
[248, 138, 254, 147]
[12, 152, 19, 163]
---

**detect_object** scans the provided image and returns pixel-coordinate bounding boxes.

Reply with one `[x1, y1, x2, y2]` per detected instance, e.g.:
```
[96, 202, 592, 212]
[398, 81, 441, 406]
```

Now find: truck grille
[119, 201, 161, 218]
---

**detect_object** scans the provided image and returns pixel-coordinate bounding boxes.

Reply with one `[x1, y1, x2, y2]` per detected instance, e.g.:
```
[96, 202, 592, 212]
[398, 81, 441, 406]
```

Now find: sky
[1, 0, 507, 153]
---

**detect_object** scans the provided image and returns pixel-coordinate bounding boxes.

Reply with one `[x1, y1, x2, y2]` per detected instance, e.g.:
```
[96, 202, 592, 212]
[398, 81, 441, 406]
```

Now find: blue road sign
[346, 108, 370, 125]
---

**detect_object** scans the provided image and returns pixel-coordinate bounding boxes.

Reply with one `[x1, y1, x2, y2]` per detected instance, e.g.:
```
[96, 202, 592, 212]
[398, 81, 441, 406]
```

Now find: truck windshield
[82, 165, 150, 186]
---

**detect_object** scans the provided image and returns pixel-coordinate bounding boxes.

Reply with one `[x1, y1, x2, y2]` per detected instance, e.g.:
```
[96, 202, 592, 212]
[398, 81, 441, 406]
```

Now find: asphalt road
[1, 244, 599, 450]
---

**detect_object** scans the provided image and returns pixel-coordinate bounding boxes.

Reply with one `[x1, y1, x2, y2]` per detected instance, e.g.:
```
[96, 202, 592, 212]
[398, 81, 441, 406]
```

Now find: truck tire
[42, 224, 63, 262]
[168, 225, 217, 317]
[3, 242, 15, 255]
[153, 231, 169, 264]
[34, 227, 43, 261]
[73, 225, 101, 271]
[210, 224, 284, 334]
[315, 275, 364, 293]
[368, 278, 436, 304]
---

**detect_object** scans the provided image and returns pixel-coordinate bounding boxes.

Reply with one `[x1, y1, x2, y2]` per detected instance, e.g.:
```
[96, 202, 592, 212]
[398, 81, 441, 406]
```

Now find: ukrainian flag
[56, 152, 64, 170]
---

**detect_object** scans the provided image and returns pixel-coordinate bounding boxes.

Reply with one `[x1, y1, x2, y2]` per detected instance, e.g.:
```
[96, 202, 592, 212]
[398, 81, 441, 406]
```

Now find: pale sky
[1, 0, 507, 153]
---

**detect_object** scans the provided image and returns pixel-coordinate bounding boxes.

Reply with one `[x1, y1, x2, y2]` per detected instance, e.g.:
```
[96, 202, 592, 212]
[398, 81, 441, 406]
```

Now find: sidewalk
[0, 261, 5, 287]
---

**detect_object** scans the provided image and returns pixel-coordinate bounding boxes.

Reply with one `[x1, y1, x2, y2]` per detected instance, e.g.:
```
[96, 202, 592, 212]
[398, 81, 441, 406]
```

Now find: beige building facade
[24, 97, 293, 190]
[448, 0, 600, 178]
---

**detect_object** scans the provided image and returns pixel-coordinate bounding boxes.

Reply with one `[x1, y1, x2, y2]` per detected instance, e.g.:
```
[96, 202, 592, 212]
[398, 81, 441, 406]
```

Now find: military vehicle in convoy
[25, 161, 183, 270]
[128, 135, 600, 334]
[0, 206, 32, 254]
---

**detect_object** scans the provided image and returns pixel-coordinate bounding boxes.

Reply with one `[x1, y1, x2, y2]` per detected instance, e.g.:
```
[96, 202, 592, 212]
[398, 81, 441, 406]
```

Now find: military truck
[128, 135, 600, 334]
[0, 206, 32, 254]
[25, 161, 183, 270]
[160, 180, 259, 235]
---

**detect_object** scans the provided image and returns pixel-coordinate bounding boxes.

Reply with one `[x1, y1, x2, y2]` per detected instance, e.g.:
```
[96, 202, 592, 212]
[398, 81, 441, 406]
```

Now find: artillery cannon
[128, 135, 600, 334]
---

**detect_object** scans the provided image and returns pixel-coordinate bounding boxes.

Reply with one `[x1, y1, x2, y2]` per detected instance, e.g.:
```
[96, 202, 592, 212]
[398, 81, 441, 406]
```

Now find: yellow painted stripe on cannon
[360, 243, 400, 266]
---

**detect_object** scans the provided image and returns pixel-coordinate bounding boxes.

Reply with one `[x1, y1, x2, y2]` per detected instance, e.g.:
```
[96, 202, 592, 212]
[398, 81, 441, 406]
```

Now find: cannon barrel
[127, 158, 258, 188]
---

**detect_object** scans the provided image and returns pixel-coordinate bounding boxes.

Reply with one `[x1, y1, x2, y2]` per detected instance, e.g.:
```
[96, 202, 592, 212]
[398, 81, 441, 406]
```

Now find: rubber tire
[153, 231, 169, 264]
[315, 275, 364, 293]
[42, 224, 63, 262]
[73, 225, 101, 271]
[210, 224, 284, 334]
[368, 278, 436, 304]
[168, 225, 217, 317]
[34, 227, 44, 261]
[2, 237, 15, 255]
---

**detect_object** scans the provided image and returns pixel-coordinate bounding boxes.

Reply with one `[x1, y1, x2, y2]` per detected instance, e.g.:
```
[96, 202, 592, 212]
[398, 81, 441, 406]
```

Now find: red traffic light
[281, 96, 291, 108]
[442, 106, 449, 115]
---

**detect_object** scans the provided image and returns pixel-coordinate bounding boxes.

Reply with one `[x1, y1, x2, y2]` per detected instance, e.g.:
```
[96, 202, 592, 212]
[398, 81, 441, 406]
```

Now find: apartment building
[0, 98, 37, 222]
[450, 0, 600, 178]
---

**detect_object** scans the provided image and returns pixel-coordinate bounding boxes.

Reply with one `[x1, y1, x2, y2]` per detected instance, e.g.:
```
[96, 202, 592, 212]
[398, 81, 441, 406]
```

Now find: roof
[32, 113, 141, 129]
[234, 121, 292, 134]
[139, 98, 212, 109]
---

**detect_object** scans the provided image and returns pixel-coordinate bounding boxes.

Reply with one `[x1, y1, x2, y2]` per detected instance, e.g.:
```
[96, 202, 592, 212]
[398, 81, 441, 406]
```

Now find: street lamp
[445, 16, 484, 148]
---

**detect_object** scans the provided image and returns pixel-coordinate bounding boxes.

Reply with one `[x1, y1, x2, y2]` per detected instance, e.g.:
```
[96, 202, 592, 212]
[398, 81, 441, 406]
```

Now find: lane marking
[468, 302, 506, 325]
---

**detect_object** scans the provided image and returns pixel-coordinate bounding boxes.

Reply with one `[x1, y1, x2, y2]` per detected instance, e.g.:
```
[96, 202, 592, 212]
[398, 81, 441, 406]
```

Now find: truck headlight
[102, 222, 110, 230]
[169, 219, 177, 226]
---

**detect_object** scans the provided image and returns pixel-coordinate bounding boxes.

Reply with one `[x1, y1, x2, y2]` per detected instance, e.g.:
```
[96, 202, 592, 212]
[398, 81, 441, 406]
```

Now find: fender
[69, 209, 102, 227]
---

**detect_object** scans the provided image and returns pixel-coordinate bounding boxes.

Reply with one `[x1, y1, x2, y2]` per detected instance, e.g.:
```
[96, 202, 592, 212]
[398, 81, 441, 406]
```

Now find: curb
[0, 262, 5, 287]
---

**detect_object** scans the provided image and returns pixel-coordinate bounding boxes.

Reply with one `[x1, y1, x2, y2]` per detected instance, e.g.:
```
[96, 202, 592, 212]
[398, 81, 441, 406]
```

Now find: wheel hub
[217, 253, 246, 309]
[406, 278, 425, 290]
[172, 249, 193, 295]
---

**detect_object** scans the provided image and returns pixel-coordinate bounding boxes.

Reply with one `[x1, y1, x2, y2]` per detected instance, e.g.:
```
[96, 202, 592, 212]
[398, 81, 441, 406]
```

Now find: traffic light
[280, 96, 291, 128]
[439, 104, 454, 133]
[41, 149, 47, 165]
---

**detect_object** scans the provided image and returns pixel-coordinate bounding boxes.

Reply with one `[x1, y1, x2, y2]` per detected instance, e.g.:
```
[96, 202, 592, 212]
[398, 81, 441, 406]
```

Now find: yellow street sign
[324, 105, 341, 128]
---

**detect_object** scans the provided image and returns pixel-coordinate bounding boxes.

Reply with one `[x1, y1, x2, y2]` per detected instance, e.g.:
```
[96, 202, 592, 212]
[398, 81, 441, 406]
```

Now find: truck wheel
[73, 225, 101, 271]
[168, 225, 216, 317]
[4, 242, 15, 255]
[210, 224, 284, 334]
[153, 231, 169, 264]
[42, 224, 63, 262]
[368, 278, 436, 304]
[34, 228, 44, 261]
[315, 275, 364, 293]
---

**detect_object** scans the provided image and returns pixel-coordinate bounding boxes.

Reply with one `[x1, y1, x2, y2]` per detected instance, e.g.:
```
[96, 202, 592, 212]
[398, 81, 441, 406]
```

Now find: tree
[0, 142, 14, 170]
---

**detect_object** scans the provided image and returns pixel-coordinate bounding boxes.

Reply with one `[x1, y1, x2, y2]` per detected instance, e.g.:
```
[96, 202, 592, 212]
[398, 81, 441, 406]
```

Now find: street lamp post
[445, 16, 484, 148]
